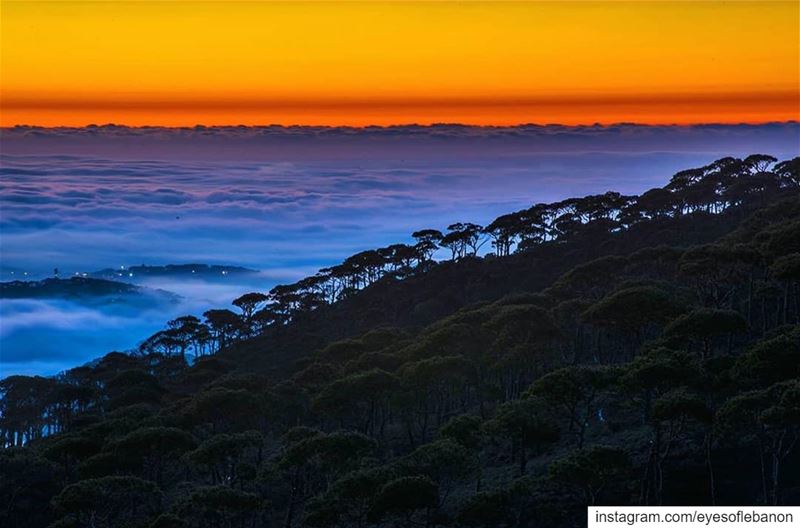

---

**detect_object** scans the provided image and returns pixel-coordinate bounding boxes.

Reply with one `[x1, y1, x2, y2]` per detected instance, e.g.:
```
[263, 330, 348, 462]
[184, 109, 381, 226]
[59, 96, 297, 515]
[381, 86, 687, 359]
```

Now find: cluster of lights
[2, 265, 245, 281]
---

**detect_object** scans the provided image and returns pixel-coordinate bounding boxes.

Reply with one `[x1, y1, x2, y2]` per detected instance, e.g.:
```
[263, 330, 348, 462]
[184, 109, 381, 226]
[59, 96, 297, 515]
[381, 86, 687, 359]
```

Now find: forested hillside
[1, 155, 799, 528]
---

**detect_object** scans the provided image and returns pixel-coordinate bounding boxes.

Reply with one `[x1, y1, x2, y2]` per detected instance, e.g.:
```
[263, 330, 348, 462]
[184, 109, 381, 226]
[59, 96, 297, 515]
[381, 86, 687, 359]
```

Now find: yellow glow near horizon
[1, 1, 798, 126]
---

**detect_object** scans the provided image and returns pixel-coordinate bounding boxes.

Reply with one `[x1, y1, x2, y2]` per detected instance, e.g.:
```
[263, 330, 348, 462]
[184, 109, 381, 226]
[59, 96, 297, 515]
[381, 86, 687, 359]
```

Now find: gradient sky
[1, 1, 798, 126]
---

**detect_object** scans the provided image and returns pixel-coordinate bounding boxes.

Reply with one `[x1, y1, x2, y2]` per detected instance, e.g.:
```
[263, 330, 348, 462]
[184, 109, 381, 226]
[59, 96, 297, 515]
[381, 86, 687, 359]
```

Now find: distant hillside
[89, 263, 260, 282]
[0, 277, 179, 305]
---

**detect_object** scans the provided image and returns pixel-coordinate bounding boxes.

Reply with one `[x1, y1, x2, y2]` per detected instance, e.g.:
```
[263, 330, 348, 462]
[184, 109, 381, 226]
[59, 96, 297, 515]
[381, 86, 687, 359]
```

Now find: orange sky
[1, 1, 798, 127]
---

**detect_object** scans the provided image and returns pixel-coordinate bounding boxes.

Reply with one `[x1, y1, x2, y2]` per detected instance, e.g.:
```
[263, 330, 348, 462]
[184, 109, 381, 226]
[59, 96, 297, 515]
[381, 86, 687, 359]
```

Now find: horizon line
[3, 120, 799, 131]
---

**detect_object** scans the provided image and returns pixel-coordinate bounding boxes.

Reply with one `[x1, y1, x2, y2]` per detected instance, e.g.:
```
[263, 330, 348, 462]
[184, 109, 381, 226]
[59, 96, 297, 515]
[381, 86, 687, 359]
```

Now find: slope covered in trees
[1, 154, 799, 528]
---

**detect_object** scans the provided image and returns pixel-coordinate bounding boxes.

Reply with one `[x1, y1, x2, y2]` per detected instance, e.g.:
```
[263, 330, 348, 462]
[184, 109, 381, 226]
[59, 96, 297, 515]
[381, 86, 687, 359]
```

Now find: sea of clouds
[1, 123, 798, 375]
